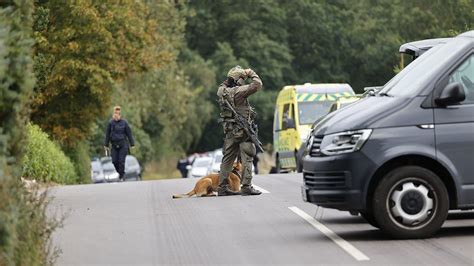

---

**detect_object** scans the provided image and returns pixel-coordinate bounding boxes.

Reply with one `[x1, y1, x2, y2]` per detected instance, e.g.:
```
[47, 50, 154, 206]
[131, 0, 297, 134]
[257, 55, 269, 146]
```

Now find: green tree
[0, 1, 57, 264]
[0, 0, 35, 177]
[186, 0, 291, 90]
[31, 0, 168, 147]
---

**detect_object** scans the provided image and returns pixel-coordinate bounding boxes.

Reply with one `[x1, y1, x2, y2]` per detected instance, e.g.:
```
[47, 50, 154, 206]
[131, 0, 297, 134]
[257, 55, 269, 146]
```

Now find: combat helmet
[227, 65, 247, 81]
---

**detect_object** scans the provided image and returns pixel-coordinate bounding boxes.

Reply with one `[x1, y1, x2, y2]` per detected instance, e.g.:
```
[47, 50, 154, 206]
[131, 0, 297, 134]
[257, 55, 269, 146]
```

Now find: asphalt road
[49, 173, 474, 266]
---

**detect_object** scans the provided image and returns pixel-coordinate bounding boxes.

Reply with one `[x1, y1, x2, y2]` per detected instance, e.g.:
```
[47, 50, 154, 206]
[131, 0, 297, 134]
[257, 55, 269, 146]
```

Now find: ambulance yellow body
[273, 83, 354, 172]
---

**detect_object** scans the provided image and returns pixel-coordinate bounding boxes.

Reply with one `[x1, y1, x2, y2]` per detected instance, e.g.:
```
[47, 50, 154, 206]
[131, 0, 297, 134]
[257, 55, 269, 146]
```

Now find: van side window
[282, 104, 290, 130]
[274, 108, 280, 131]
[449, 54, 474, 104]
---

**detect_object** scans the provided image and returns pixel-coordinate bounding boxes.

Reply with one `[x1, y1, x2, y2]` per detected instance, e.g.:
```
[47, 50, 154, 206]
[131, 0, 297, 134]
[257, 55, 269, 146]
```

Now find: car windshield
[298, 101, 333, 125]
[102, 162, 115, 171]
[194, 158, 211, 167]
[91, 161, 101, 172]
[126, 156, 138, 166]
[214, 154, 223, 164]
[379, 38, 470, 97]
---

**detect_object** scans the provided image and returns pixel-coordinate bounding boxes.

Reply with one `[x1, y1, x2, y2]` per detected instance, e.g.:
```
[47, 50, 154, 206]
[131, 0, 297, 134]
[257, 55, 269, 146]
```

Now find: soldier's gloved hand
[245, 68, 256, 78]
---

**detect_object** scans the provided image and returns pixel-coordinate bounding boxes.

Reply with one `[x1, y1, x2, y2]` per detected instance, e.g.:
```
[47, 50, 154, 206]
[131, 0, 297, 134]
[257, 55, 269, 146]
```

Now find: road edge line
[288, 206, 370, 261]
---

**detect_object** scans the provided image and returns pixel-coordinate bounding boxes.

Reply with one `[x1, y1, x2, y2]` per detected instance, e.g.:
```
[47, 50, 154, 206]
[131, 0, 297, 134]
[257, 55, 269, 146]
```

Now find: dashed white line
[252, 184, 270, 193]
[289, 206, 370, 261]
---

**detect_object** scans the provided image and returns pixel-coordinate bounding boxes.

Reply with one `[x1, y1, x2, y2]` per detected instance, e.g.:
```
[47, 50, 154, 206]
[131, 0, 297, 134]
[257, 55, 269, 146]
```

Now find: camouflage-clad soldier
[217, 66, 263, 196]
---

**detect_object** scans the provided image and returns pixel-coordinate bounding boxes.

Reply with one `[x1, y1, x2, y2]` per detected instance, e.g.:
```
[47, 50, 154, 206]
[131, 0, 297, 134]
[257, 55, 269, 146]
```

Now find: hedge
[22, 124, 76, 184]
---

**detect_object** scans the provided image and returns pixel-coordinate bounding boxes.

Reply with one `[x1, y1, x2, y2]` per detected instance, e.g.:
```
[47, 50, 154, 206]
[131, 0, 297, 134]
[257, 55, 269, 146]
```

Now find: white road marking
[289, 206, 370, 261]
[252, 184, 270, 193]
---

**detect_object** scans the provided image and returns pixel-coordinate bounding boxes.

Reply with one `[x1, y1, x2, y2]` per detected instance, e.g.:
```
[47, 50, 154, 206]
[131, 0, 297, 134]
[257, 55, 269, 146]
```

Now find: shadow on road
[318, 211, 474, 241]
[332, 229, 392, 241]
[447, 211, 474, 220]
[319, 215, 367, 225]
[333, 225, 474, 242]
[435, 226, 474, 238]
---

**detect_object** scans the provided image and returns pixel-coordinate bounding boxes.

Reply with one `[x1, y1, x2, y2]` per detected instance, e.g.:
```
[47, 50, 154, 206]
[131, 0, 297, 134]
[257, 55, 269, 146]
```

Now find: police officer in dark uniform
[104, 106, 135, 181]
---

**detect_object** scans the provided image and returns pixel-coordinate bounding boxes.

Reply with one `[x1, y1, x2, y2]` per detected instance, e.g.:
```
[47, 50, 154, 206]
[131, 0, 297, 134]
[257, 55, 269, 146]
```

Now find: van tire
[275, 155, 281, 173]
[360, 211, 379, 228]
[373, 166, 449, 239]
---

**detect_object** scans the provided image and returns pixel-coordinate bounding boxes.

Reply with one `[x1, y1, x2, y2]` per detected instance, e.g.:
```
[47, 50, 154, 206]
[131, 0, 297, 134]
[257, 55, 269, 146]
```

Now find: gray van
[302, 31, 474, 238]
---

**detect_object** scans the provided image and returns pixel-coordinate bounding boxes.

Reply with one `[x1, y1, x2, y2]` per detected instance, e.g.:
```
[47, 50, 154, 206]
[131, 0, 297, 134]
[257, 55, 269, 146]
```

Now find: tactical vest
[217, 86, 256, 134]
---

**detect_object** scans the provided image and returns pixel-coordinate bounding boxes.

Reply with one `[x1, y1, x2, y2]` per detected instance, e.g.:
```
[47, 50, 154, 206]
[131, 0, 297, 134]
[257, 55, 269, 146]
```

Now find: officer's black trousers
[111, 144, 128, 177]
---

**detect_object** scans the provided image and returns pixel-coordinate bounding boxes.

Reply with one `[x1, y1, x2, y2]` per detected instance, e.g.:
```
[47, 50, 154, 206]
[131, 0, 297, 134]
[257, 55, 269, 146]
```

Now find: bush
[0, 1, 58, 264]
[65, 141, 91, 184]
[22, 124, 76, 184]
[0, 178, 60, 265]
[129, 126, 153, 165]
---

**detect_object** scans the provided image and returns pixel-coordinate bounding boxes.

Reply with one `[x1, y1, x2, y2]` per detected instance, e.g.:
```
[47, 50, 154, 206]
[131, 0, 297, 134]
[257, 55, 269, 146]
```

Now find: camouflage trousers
[218, 132, 256, 188]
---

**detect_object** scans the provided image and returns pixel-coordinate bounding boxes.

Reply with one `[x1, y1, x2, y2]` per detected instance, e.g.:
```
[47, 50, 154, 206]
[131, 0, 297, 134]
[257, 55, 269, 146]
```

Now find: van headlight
[320, 129, 372, 155]
[300, 132, 309, 143]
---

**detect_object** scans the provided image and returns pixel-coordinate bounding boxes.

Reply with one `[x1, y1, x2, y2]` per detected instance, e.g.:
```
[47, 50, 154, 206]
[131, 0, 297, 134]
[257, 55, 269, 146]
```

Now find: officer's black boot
[241, 185, 262, 196]
[217, 186, 241, 196]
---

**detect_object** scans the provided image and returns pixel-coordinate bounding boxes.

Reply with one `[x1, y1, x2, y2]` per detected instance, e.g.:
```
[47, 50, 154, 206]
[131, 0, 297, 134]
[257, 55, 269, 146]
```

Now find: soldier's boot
[241, 185, 262, 196]
[217, 185, 241, 196]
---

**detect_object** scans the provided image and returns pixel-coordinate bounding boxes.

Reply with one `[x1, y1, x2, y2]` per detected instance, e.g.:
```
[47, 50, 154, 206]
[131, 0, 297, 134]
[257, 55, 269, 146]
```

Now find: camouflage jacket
[217, 69, 263, 120]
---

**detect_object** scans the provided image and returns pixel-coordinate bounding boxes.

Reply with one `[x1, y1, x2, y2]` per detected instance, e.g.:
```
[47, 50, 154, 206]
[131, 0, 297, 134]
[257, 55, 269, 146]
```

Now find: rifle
[224, 99, 264, 153]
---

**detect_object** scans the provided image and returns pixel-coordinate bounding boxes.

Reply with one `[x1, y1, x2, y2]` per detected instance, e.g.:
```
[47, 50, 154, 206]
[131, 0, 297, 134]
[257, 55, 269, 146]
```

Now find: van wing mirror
[435, 82, 465, 106]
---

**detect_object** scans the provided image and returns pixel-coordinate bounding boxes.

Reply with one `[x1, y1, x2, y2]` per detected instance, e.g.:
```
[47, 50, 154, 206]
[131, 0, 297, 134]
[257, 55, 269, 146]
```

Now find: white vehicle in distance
[207, 149, 223, 174]
[124, 155, 142, 181]
[187, 157, 212, 178]
[91, 160, 105, 183]
[205, 148, 255, 175]
[101, 158, 120, 182]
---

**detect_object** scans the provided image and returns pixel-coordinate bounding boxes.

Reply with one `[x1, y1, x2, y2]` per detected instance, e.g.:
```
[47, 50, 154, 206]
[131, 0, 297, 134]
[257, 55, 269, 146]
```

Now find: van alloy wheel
[388, 179, 435, 227]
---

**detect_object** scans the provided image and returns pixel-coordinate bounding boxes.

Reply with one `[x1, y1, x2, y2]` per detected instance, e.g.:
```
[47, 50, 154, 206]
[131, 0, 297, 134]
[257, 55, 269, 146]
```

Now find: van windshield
[380, 38, 470, 97]
[298, 101, 333, 125]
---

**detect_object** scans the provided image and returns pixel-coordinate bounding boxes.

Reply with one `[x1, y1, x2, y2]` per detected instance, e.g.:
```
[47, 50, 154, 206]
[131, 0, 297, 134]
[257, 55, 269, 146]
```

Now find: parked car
[124, 155, 142, 181]
[187, 157, 212, 178]
[302, 31, 474, 238]
[91, 160, 105, 183]
[101, 158, 120, 182]
[97, 155, 142, 182]
[207, 149, 223, 174]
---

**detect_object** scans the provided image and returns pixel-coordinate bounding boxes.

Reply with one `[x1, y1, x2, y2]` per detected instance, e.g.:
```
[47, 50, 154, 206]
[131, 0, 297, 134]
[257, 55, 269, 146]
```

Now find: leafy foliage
[0, 177, 60, 265]
[186, 0, 473, 149]
[0, 0, 35, 177]
[22, 124, 76, 184]
[0, 1, 57, 265]
[31, 0, 170, 148]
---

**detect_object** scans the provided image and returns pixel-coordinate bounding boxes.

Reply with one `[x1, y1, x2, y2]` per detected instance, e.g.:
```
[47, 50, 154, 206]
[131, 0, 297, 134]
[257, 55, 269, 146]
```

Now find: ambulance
[273, 83, 354, 172]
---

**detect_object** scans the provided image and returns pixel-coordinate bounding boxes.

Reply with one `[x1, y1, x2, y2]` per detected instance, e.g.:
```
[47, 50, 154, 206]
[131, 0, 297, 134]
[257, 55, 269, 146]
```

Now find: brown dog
[172, 162, 242, 199]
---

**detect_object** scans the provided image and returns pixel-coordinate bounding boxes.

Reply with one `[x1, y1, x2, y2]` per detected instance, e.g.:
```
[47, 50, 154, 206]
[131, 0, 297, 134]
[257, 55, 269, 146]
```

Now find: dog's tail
[172, 190, 195, 199]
